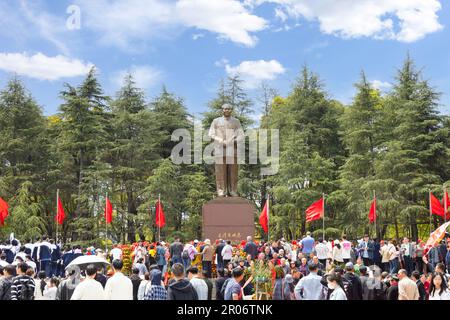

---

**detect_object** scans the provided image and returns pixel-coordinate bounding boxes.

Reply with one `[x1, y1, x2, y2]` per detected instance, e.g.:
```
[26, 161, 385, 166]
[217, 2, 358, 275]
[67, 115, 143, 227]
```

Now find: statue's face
[222, 105, 232, 117]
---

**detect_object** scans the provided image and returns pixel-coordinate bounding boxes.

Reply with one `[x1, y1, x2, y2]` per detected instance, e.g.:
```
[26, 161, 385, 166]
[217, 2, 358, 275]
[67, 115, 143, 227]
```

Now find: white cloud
[0, 52, 94, 81]
[76, 0, 267, 48]
[176, 0, 267, 47]
[224, 59, 286, 89]
[111, 65, 163, 90]
[371, 80, 392, 91]
[250, 0, 443, 42]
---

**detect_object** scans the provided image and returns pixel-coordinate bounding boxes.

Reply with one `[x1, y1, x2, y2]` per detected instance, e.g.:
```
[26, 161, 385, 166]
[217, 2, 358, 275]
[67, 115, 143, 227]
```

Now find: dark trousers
[40, 260, 51, 277]
[50, 261, 59, 277]
[171, 256, 182, 266]
[223, 260, 231, 268]
[216, 259, 224, 271]
[202, 261, 212, 278]
[363, 258, 373, 266]
[382, 262, 390, 272]
[182, 257, 191, 271]
[415, 257, 425, 274]
[404, 256, 413, 276]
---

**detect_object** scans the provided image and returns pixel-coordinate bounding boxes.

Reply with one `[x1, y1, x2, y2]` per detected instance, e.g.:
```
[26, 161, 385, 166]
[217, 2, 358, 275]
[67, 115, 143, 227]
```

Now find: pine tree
[338, 72, 384, 236]
[0, 78, 48, 195]
[375, 56, 449, 239]
[106, 74, 161, 242]
[57, 67, 110, 241]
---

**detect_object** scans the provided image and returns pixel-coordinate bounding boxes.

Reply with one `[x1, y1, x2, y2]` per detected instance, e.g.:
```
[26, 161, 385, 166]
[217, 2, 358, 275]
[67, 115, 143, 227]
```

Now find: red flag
[306, 197, 324, 223]
[369, 197, 376, 224]
[259, 200, 269, 233]
[423, 221, 450, 256]
[55, 195, 65, 225]
[104, 197, 113, 224]
[0, 197, 9, 226]
[155, 200, 166, 228]
[430, 192, 444, 217]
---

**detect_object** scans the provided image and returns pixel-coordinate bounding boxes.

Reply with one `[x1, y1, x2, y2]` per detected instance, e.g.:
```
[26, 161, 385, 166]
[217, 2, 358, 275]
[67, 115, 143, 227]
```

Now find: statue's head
[222, 103, 233, 118]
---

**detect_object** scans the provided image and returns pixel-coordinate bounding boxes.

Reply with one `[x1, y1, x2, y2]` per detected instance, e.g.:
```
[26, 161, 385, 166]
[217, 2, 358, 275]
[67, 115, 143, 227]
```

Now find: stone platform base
[202, 197, 255, 243]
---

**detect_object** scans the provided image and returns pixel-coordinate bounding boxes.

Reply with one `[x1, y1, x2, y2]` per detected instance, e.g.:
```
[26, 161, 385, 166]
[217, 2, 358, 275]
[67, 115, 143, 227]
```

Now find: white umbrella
[65, 255, 110, 270]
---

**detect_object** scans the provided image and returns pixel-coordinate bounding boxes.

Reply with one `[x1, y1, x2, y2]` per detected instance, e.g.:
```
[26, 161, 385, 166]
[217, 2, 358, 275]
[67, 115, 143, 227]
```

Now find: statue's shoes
[229, 192, 239, 197]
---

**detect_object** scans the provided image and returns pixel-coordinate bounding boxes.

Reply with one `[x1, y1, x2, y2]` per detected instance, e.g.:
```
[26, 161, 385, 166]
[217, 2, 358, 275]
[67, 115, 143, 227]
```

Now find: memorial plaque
[202, 197, 255, 243]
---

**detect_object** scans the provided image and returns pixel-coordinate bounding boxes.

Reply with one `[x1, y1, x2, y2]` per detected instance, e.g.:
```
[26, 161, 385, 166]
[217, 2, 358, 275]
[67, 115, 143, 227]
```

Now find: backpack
[220, 278, 231, 298]
[182, 249, 190, 260]
[0, 279, 12, 300]
[20, 279, 35, 301]
[341, 278, 353, 300]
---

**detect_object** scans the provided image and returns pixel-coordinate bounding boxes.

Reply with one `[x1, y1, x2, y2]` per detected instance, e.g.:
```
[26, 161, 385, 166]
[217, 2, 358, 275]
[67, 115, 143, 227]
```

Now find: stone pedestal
[202, 197, 255, 243]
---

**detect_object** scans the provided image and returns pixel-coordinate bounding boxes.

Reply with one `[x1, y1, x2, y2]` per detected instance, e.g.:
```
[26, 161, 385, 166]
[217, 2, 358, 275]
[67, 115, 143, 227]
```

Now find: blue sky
[0, 0, 449, 120]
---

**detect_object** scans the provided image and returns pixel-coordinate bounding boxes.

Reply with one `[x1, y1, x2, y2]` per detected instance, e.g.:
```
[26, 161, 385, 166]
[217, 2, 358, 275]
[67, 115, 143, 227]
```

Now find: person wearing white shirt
[341, 235, 352, 263]
[314, 238, 329, 267]
[104, 259, 133, 300]
[327, 273, 347, 300]
[332, 240, 344, 265]
[387, 240, 399, 274]
[43, 278, 59, 300]
[137, 273, 150, 300]
[109, 246, 122, 261]
[429, 272, 450, 300]
[71, 265, 105, 300]
[25, 256, 37, 272]
[187, 267, 208, 300]
[221, 241, 233, 266]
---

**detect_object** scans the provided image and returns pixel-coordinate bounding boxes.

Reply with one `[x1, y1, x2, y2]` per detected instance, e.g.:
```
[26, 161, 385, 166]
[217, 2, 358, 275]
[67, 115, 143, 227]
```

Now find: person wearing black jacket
[50, 240, 61, 277]
[244, 236, 258, 260]
[168, 263, 198, 300]
[411, 271, 427, 300]
[0, 265, 15, 300]
[32, 238, 40, 273]
[169, 238, 184, 266]
[215, 240, 225, 270]
[129, 267, 142, 300]
[386, 275, 399, 300]
[215, 268, 228, 300]
[343, 262, 362, 300]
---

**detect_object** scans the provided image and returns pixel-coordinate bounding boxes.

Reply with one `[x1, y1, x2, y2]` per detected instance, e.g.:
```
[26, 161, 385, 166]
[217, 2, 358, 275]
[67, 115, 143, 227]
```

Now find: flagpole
[105, 192, 108, 253]
[322, 193, 325, 241]
[444, 186, 447, 224]
[158, 194, 161, 243]
[267, 193, 270, 243]
[56, 189, 59, 242]
[373, 190, 376, 239]
[429, 190, 432, 236]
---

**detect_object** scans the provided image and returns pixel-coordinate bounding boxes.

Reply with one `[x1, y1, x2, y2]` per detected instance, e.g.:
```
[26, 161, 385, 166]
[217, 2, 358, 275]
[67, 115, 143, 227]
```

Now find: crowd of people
[0, 232, 449, 300]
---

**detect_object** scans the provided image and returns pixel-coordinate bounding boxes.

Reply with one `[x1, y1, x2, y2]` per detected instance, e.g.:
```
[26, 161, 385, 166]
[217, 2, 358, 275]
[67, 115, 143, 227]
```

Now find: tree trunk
[126, 191, 136, 242]
[300, 209, 306, 237]
[411, 214, 418, 241]
[394, 217, 399, 241]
